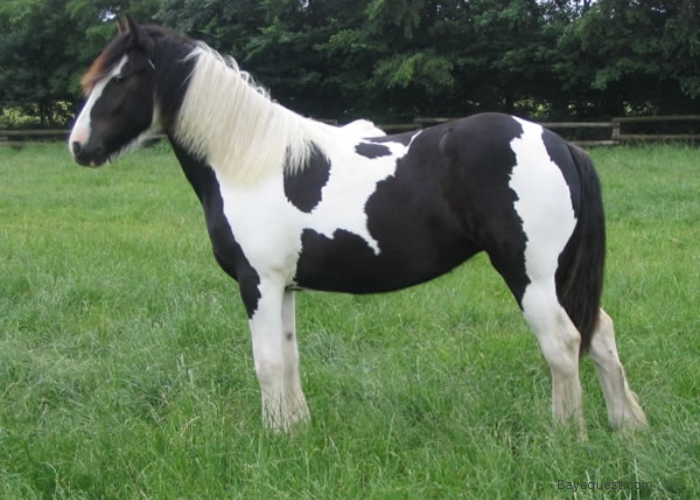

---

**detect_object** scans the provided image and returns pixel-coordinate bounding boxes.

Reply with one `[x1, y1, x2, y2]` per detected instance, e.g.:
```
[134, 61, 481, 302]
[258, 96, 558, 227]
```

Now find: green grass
[0, 143, 698, 499]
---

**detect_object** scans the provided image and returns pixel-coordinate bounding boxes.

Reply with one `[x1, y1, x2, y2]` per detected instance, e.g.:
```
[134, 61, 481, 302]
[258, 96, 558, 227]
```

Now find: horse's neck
[153, 39, 198, 133]
[168, 139, 219, 206]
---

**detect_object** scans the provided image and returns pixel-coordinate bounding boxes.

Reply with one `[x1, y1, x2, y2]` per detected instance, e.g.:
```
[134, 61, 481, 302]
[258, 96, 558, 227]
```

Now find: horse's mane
[173, 43, 335, 183]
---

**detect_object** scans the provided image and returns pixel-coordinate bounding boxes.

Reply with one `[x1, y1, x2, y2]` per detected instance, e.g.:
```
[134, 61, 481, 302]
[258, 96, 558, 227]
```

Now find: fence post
[611, 119, 621, 145]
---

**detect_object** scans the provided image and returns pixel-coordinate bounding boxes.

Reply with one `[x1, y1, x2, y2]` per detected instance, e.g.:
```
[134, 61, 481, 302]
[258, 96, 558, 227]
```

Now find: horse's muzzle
[71, 141, 106, 168]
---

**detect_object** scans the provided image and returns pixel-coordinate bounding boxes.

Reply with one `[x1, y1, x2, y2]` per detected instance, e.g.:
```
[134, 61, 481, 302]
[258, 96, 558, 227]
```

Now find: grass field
[0, 143, 698, 499]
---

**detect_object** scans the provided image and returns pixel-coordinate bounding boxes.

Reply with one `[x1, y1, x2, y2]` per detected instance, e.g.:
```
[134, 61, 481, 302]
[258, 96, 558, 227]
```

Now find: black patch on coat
[355, 142, 391, 158]
[541, 127, 581, 219]
[295, 229, 384, 293]
[294, 114, 533, 307]
[435, 113, 530, 306]
[170, 141, 261, 318]
[283, 143, 330, 213]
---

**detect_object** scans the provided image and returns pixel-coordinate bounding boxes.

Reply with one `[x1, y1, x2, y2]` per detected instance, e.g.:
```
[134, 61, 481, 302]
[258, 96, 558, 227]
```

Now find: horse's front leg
[244, 278, 309, 431]
[281, 290, 310, 427]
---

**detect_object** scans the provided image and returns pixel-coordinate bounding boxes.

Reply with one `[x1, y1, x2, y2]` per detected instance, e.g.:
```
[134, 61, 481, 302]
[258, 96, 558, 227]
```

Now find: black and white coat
[69, 18, 646, 432]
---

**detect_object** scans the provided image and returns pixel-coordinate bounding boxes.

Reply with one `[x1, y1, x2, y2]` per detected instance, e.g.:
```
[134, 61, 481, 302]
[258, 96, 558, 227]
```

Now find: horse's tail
[556, 144, 606, 355]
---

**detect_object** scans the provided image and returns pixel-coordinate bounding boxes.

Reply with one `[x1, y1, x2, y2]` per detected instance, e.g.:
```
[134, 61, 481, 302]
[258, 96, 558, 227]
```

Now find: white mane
[173, 44, 335, 183]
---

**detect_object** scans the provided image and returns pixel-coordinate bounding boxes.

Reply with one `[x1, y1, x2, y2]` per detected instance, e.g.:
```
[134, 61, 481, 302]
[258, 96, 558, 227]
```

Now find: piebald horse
[69, 17, 646, 432]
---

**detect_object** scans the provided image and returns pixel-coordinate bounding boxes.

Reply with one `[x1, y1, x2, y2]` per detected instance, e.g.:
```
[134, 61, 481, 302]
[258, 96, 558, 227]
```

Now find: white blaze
[68, 56, 129, 156]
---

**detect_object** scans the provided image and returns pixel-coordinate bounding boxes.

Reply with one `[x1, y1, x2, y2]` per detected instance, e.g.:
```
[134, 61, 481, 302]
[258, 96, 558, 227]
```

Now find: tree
[555, 0, 700, 116]
[310, 0, 472, 120]
[1, 0, 698, 126]
[0, 0, 78, 125]
[0, 0, 159, 126]
[155, 0, 264, 55]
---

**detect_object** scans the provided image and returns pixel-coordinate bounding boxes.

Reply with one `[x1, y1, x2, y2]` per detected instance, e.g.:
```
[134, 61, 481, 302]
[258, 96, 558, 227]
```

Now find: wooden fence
[0, 129, 68, 147]
[3, 115, 700, 147]
[611, 115, 700, 143]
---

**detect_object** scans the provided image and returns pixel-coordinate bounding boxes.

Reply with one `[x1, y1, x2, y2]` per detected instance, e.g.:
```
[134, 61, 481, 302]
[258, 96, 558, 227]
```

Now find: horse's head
[69, 16, 159, 167]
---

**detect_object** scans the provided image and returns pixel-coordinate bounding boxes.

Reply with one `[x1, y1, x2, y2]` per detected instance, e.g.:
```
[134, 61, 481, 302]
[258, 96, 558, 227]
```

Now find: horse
[68, 16, 646, 433]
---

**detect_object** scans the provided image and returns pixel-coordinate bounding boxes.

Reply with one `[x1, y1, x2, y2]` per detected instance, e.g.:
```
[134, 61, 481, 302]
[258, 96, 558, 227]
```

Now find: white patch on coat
[509, 117, 577, 283]
[304, 133, 419, 254]
[69, 56, 129, 155]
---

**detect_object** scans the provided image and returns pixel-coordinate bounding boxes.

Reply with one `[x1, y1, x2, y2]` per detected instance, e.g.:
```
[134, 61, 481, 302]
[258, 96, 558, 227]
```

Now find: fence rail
[3, 115, 700, 147]
[0, 128, 69, 147]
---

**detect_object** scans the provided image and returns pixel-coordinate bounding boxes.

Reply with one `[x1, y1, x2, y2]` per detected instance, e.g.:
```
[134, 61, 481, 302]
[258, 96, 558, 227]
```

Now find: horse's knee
[595, 308, 614, 336]
[589, 309, 619, 365]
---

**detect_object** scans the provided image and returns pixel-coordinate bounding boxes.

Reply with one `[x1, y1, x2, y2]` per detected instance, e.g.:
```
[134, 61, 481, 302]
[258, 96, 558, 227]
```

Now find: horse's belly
[293, 225, 479, 294]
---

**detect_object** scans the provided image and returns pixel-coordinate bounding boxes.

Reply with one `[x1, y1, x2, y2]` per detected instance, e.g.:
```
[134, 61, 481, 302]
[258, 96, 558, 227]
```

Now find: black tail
[556, 144, 606, 355]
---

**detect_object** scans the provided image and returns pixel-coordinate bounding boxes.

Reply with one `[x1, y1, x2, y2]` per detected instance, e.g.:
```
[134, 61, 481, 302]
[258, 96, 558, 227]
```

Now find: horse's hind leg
[490, 255, 585, 430]
[588, 308, 646, 429]
[520, 279, 585, 430]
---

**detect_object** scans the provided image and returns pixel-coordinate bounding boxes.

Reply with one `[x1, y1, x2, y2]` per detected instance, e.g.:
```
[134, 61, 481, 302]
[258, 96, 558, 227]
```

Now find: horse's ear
[116, 16, 127, 35]
[123, 14, 138, 36]
[122, 14, 154, 54]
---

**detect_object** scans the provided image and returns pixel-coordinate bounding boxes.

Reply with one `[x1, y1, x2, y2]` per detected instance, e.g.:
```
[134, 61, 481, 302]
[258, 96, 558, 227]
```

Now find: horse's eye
[114, 74, 125, 83]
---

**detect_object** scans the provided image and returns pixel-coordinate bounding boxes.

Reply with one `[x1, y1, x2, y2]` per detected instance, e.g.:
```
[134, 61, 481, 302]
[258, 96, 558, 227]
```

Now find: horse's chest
[210, 178, 302, 283]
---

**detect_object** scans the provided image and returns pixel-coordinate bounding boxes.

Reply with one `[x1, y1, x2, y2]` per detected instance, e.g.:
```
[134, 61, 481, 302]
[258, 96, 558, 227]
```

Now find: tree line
[1, 0, 698, 127]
